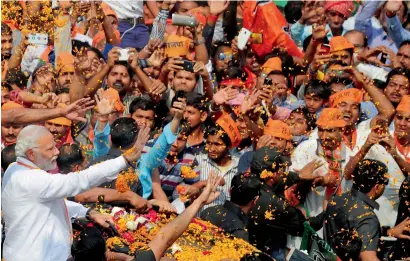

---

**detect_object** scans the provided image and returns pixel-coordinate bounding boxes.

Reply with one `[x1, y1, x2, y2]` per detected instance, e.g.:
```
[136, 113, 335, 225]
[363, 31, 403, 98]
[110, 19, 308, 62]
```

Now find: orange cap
[188, 8, 206, 26]
[316, 108, 345, 128]
[330, 36, 354, 53]
[1, 101, 24, 111]
[261, 57, 282, 74]
[103, 88, 125, 113]
[330, 89, 363, 108]
[216, 112, 242, 148]
[397, 95, 410, 113]
[56, 52, 75, 73]
[47, 117, 72, 127]
[263, 119, 292, 140]
[101, 2, 118, 20]
[164, 35, 191, 58]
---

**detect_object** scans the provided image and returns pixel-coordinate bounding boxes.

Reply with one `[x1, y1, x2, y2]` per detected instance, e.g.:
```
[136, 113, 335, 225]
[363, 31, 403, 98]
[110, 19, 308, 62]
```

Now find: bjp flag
[242, 1, 303, 59]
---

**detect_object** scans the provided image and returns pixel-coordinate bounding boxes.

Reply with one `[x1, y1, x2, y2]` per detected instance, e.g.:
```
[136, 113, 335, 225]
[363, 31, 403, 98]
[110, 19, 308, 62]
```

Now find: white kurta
[306, 119, 406, 227]
[2, 156, 127, 261]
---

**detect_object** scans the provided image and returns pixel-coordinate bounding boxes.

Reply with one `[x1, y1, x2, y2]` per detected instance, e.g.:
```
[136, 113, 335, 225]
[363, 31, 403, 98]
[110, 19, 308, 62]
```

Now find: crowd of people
[1, 0, 410, 260]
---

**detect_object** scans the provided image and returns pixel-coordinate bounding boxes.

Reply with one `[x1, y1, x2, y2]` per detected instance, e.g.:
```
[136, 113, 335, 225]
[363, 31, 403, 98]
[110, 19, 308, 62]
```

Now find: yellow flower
[260, 170, 275, 179]
[180, 166, 198, 179]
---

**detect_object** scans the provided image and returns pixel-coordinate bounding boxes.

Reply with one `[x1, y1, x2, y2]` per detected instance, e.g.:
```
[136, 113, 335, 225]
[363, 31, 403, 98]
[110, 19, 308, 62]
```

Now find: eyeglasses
[217, 52, 233, 61]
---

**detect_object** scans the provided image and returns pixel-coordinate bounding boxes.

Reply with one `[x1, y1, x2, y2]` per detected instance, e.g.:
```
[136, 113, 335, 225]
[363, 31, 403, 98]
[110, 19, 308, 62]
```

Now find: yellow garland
[115, 168, 138, 193]
[260, 170, 275, 179]
[107, 212, 259, 260]
[180, 166, 199, 179]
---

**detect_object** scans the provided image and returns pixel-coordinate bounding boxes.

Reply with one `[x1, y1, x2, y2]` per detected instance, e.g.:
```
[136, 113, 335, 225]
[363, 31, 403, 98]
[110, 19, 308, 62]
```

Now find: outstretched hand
[62, 98, 95, 122]
[196, 172, 222, 206]
[123, 125, 151, 164]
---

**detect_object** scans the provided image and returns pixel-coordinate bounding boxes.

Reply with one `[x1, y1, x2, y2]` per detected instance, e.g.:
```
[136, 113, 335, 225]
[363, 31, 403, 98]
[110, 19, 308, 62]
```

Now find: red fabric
[242, 1, 303, 59]
[55, 129, 74, 149]
[324, 0, 355, 18]
[9, 90, 33, 108]
[243, 67, 257, 89]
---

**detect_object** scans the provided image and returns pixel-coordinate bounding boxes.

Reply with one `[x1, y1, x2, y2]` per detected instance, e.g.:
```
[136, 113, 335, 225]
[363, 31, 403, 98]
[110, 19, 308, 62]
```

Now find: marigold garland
[176, 185, 189, 202]
[105, 208, 259, 260]
[260, 169, 275, 179]
[115, 168, 138, 193]
[180, 166, 199, 179]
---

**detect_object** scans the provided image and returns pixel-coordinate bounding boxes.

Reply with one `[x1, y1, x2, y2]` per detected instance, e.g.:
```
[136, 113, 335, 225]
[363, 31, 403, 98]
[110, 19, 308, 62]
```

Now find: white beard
[35, 154, 57, 171]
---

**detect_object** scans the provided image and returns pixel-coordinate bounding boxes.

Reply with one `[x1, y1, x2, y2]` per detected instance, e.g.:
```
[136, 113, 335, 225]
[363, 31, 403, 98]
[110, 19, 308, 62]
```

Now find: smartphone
[182, 60, 195, 72]
[264, 77, 273, 86]
[172, 14, 196, 27]
[118, 49, 129, 61]
[175, 90, 187, 100]
[380, 52, 388, 64]
[320, 44, 330, 54]
[237, 28, 252, 50]
[28, 33, 48, 45]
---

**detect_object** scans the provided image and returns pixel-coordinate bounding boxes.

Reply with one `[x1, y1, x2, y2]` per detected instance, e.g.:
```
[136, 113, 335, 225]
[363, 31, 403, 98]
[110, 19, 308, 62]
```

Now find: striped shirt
[150, 9, 169, 40]
[195, 153, 239, 213]
[159, 153, 200, 197]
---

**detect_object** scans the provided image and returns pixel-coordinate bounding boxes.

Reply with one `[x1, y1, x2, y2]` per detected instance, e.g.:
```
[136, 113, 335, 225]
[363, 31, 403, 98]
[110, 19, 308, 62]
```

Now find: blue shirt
[290, 22, 348, 47]
[387, 15, 410, 48]
[93, 121, 111, 160]
[355, 1, 397, 52]
[92, 122, 178, 198]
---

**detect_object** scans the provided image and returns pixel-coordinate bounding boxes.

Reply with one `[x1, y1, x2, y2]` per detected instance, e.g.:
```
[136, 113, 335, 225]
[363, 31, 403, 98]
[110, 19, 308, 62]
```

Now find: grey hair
[15, 125, 51, 158]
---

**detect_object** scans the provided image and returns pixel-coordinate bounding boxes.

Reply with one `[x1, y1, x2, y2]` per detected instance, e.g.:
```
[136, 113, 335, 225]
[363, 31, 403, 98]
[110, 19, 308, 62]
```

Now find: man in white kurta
[1, 125, 144, 261]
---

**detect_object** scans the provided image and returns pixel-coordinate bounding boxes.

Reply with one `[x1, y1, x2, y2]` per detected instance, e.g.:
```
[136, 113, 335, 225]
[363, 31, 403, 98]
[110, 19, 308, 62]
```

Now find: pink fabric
[272, 107, 292, 121]
[324, 0, 354, 18]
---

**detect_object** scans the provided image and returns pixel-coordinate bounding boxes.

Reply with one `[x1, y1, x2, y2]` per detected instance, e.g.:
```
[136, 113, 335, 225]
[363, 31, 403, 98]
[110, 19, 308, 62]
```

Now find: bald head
[344, 30, 367, 54]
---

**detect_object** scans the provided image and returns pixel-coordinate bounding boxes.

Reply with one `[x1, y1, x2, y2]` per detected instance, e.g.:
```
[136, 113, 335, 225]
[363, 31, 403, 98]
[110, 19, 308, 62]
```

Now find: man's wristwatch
[85, 208, 93, 221]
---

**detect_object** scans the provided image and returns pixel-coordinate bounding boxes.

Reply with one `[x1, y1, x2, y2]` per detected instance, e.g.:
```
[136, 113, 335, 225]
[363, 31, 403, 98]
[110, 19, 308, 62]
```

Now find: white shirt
[21, 44, 48, 75]
[2, 156, 127, 261]
[307, 120, 405, 227]
[104, 0, 143, 19]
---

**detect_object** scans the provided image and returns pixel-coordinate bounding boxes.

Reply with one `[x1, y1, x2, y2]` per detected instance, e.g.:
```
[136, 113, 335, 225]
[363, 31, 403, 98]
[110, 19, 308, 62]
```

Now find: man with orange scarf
[44, 117, 73, 150]
[291, 108, 346, 223]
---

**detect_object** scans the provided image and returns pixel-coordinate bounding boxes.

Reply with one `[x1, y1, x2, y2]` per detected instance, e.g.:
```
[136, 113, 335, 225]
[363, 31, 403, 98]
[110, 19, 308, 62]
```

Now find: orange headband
[216, 112, 242, 148]
[264, 119, 292, 140]
[397, 95, 410, 113]
[330, 88, 363, 108]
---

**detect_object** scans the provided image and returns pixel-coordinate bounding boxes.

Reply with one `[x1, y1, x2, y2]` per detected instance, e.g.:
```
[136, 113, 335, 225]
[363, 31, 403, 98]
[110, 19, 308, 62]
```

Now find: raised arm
[385, 0, 410, 47]
[354, 1, 379, 41]
[1, 98, 94, 125]
[148, 173, 221, 261]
